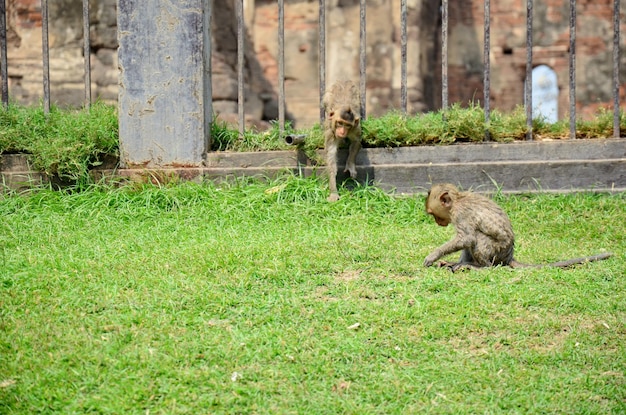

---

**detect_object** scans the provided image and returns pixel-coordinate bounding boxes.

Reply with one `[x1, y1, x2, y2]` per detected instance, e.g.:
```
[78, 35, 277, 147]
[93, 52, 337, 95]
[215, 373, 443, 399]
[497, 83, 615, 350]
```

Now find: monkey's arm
[344, 132, 361, 178]
[423, 233, 474, 267]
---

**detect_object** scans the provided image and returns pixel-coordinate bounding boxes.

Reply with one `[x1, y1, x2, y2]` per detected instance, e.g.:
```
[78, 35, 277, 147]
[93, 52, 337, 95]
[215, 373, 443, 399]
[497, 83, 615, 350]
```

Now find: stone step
[201, 139, 626, 194]
[0, 154, 33, 171]
[3, 139, 625, 194]
[198, 157, 626, 194]
[362, 138, 626, 164]
[367, 158, 626, 194]
[204, 138, 625, 167]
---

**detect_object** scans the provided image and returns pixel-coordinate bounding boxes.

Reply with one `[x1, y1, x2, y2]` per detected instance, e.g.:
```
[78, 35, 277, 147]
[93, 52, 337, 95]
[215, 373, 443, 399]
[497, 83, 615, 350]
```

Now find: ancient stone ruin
[3, 0, 625, 129]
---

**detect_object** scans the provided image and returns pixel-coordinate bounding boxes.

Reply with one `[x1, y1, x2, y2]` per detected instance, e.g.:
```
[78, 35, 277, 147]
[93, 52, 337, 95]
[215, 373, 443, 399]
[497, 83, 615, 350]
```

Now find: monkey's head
[330, 108, 359, 138]
[425, 183, 458, 227]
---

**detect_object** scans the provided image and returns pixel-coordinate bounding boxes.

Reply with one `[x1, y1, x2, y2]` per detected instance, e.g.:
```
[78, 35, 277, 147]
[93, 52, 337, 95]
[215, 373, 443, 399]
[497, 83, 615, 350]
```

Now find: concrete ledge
[200, 138, 626, 194]
[2, 138, 625, 194]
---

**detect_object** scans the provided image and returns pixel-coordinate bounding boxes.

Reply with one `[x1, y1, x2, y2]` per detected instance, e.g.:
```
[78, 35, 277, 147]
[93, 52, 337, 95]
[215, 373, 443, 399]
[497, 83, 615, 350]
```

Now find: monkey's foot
[327, 193, 340, 202]
[435, 261, 467, 272]
[446, 262, 481, 272]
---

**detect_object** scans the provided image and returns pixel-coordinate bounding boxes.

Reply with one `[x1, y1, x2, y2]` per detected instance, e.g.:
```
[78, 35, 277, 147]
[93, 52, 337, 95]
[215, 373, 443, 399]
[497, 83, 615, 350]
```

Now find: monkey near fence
[323, 80, 362, 202]
[423, 183, 612, 272]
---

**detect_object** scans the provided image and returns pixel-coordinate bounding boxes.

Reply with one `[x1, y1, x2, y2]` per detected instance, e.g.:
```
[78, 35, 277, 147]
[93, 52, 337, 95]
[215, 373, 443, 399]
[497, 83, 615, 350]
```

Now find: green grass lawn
[1, 176, 624, 414]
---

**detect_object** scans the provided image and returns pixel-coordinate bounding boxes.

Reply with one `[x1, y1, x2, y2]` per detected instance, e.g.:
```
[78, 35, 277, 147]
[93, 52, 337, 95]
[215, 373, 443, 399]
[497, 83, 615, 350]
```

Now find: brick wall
[2, 0, 625, 127]
[448, 0, 626, 119]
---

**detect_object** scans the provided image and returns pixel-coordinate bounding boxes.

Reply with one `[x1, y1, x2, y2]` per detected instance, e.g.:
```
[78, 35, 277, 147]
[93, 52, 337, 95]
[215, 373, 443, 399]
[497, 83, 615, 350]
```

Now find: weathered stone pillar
[117, 0, 208, 167]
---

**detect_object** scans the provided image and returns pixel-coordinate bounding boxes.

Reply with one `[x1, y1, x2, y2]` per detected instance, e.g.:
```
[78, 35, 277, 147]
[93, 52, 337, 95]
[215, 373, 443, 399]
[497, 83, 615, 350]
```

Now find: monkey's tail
[509, 260, 542, 269]
[547, 252, 613, 268]
[510, 252, 613, 269]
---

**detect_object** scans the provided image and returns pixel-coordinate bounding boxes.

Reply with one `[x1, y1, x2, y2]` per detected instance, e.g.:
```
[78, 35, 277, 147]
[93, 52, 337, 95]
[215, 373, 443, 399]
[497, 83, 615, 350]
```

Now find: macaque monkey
[423, 183, 612, 272]
[323, 80, 362, 202]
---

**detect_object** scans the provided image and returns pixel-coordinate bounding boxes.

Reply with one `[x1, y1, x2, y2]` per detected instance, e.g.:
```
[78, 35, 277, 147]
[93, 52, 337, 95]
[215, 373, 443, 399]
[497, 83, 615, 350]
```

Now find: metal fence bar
[569, 0, 576, 139]
[41, 0, 50, 114]
[0, 0, 622, 145]
[441, 0, 448, 111]
[82, 0, 91, 108]
[525, 0, 533, 140]
[614, 0, 621, 138]
[236, 0, 245, 137]
[400, 0, 407, 113]
[483, 0, 491, 140]
[203, 0, 212, 151]
[319, 0, 325, 123]
[278, 0, 285, 133]
[359, 0, 366, 119]
[0, 0, 8, 109]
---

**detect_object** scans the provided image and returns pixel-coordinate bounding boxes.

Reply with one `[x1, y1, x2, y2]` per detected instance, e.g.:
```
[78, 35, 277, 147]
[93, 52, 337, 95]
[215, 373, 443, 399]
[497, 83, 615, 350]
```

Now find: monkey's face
[334, 120, 353, 138]
[425, 190, 452, 227]
[428, 209, 451, 227]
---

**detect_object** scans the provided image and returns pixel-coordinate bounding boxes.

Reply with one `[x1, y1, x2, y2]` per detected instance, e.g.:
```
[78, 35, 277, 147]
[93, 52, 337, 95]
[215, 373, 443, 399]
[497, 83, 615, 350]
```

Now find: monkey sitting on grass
[423, 183, 613, 272]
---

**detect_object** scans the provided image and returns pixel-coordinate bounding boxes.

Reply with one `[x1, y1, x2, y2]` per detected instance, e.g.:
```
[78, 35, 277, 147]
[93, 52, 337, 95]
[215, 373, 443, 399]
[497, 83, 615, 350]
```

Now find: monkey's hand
[344, 163, 357, 179]
[423, 254, 440, 267]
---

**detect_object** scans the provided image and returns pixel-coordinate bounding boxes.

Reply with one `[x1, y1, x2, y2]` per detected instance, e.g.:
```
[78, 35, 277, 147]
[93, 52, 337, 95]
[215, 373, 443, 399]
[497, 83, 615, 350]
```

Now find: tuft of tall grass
[210, 117, 299, 152]
[575, 106, 625, 138]
[361, 103, 625, 148]
[0, 102, 118, 182]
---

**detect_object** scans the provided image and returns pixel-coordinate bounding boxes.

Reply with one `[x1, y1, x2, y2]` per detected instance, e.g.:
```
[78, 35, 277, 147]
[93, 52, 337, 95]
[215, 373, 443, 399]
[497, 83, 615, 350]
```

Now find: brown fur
[323, 80, 362, 202]
[423, 183, 612, 272]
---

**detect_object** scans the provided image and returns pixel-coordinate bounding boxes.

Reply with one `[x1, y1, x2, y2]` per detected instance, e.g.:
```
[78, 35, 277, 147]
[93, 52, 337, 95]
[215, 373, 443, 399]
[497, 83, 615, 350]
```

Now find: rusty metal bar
[359, 0, 366, 119]
[525, 0, 532, 140]
[0, 0, 8, 109]
[400, 0, 407, 113]
[483, 0, 491, 140]
[41, 0, 50, 114]
[319, 0, 325, 123]
[569, 0, 576, 139]
[203, 0, 213, 151]
[236, 0, 245, 138]
[441, 0, 448, 111]
[82, 0, 91, 108]
[278, 0, 285, 133]
[614, 0, 621, 138]
[0, 0, 8, 108]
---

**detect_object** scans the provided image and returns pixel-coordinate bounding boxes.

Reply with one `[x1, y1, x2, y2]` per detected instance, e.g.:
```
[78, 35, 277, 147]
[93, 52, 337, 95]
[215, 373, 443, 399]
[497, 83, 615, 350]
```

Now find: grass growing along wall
[214, 103, 626, 160]
[0, 102, 118, 182]
[1, 102, 624, 181]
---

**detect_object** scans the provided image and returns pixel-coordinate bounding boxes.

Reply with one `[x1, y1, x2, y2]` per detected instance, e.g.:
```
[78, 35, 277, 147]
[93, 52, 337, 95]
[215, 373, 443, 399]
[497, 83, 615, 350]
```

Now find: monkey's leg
[440, 249, 480, 272]
[435, 251, 468, 268]
[459, 249, 474, 264]
[344, 138, 362, 179]
[325, 138, 340, 202]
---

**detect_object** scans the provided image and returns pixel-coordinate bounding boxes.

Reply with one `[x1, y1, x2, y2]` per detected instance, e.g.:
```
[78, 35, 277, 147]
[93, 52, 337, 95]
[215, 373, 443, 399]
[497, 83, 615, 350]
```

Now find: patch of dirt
[335, 269, 362, 282]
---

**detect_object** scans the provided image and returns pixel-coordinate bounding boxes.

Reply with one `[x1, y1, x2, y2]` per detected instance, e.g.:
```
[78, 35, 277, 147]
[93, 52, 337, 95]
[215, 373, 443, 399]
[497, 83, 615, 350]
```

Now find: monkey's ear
[354, 118, 360, 127]
[440, 191, 452, 208]
[329, 111, 335, 118]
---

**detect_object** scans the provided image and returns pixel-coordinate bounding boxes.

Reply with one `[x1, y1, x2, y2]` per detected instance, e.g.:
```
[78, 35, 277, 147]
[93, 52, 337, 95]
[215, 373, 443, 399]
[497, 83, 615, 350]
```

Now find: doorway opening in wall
[528, 65, 559, 123]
